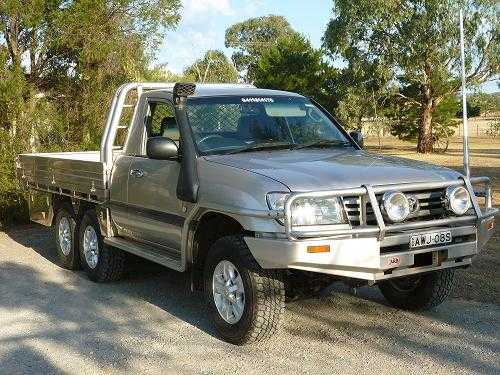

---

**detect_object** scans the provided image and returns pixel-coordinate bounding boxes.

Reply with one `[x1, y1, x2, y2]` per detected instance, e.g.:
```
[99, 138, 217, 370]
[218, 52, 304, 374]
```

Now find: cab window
[145, 101, 180, 141]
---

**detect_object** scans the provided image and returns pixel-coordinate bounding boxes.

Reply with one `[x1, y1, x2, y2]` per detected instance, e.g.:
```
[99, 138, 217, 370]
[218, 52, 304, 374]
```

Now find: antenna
[459, 9, 470, 178]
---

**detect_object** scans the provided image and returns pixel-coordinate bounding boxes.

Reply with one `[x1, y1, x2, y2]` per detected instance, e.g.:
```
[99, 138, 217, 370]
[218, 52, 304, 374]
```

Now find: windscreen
[186, 95, 351, 155]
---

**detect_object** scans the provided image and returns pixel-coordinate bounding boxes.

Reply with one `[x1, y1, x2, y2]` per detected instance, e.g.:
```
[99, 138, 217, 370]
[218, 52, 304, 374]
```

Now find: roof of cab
[147, 84, 304, 99]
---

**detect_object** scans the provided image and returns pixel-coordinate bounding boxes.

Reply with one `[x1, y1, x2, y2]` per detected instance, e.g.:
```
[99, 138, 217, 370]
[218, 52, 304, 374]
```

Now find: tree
[225, 15, 296, 82]
[0, 0, 181, 225]
[0, 0, 180, 87]
[147, 64, 186, 82]
[465, 92, 500, 116]
[0, 0, 181, 147]
[253, 33, 337, 113]
[184, 50, 238, 83]
[388, 90, 459, 152]
[333, 60, 392, 130]
[324, 0, 499, 153]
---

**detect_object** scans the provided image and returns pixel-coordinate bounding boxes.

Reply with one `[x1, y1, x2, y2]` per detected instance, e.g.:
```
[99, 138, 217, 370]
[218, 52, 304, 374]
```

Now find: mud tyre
[379, 269, 455, 311]
[204, 235, 285, 345]
[79, 210, 126, 282]
[53, 203, 80, 270]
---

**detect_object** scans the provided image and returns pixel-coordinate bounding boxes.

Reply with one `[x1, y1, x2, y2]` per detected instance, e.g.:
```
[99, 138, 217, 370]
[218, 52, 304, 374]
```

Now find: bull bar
[283, 176, 497, 240]
[245, 176, 496, 281]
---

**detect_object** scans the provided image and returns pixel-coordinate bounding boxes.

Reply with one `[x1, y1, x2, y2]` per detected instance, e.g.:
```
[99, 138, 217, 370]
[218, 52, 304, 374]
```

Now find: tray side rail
[16, 154, 107, 203]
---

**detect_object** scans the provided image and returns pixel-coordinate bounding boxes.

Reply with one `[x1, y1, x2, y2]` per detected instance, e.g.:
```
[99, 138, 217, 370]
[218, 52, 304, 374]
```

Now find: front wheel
[379, 269, 455, 311]
[204, 235, 285, 345]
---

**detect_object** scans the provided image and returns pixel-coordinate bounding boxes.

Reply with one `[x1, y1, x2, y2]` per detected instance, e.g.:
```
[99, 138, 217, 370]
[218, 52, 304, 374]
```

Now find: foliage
[323, 0, 499, 152]
[388, 91, 459, 147]
[486, 121, 500, 138]
[333, 60, 392, 130]
[253, 33, 337, 113]
[147, 65, 186, 82]
[184, 50, 238, 83]
[225, 15, 296, 82]
[463, 92, 500, 117]
[456, 101, 481, 118]
[0, 0, 181, 227]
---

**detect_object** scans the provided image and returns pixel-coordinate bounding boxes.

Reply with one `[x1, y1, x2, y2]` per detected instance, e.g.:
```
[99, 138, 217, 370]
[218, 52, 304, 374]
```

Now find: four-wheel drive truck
[16, 82, 497, 344]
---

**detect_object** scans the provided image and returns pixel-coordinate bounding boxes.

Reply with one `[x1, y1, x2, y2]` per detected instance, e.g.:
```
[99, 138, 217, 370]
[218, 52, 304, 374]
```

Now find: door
[124, 99, 185, 251]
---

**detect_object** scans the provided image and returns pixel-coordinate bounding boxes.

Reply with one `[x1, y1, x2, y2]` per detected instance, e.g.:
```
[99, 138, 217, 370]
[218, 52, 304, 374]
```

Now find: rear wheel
[79, 210, 126, 282]
[204, 235, 285, 345]
[53, 203, 80, 270]
[379, 269, 455, 311]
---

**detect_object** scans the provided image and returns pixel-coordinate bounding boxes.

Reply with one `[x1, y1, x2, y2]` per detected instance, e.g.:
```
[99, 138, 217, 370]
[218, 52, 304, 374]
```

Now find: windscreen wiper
[292, 139, 352, 150]
[226, 141, 295, 155]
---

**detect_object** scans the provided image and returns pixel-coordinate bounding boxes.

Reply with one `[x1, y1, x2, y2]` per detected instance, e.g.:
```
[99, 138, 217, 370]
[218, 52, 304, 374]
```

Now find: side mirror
[146, 137, 178, 160]
[349, 131, 364, 149]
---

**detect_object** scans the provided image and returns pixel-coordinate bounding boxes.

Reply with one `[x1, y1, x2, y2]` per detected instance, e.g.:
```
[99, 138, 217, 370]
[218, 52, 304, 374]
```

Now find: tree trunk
[417, 99, 435, 153]
[4, 15, 22, 70]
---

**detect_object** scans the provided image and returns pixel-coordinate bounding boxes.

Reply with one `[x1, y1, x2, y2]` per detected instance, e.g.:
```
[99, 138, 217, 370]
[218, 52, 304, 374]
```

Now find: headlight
[290, 197, 345, 226]
[445, 186, 471, 215]
[382, 191, 410, 223]
[266, 193, 346, 226]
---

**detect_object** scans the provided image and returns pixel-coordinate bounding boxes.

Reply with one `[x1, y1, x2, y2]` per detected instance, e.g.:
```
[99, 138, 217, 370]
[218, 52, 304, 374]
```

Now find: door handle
[130, 169, 145, 178]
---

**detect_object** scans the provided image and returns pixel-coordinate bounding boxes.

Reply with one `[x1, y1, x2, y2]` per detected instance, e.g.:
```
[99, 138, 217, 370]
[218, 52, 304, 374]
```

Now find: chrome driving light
[445, 186, 471, 215]
[382, 191, 410, 223]
[290, 197, 345, 226]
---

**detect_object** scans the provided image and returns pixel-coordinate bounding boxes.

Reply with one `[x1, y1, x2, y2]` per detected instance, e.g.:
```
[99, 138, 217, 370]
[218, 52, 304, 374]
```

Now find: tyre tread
[379, 269, 455, 311]
[206, 235, 285, 344]
[232, 235, 285, 343]
[79, 211, 126, 282]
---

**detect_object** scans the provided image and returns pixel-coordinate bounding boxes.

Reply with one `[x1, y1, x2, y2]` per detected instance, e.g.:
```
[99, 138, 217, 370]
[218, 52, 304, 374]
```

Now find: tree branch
[395, 92, 422, 107]
[29, 29, 37, 78]
[466, 35, 493, 82]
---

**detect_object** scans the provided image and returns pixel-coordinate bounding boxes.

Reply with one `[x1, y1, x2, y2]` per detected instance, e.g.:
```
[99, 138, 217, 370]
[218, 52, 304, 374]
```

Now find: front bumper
[245, 213, 496, 281]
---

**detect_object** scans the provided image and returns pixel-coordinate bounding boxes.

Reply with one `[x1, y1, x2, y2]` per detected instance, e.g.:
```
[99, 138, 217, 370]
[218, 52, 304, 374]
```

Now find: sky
[155, 0, 332, 73]
[155, 0, 500, 92]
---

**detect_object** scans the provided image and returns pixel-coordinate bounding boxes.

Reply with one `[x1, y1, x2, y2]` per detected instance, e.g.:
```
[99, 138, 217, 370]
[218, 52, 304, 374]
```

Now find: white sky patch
[155, 0, 259, 74]
[183, 0, 235, 18]
[160, 28, 219, 74]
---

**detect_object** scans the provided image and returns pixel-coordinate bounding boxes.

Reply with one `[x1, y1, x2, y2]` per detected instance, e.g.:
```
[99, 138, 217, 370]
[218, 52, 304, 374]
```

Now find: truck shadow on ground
[2, 225, 499, 374]
[2, 226, 216, 373]
[5, 225, 214, 331]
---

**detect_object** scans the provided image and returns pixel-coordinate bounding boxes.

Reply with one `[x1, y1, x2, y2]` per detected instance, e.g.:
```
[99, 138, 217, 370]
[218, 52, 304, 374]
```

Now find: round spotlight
[382, 191, 410, 223]
[446, 186, 471, 215]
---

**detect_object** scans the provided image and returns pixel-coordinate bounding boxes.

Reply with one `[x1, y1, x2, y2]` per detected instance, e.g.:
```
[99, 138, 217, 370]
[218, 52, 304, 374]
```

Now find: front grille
[343, 189, 448, 226]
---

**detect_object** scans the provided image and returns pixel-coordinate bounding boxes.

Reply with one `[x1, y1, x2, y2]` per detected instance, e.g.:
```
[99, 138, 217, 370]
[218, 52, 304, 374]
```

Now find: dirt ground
[0, 226, 499, 375]
[0, 136, 498, 374]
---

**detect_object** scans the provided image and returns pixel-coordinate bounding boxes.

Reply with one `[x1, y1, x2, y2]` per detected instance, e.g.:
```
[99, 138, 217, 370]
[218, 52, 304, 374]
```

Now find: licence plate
[409, 231, 452, 248]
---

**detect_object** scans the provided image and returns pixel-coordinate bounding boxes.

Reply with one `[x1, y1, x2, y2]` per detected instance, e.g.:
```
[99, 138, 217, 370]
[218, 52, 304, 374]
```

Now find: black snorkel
[173, 83, 199, 203]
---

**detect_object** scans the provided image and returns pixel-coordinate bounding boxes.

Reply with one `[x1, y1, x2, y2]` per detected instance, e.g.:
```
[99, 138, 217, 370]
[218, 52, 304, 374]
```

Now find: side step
[104, 237, 184, 272]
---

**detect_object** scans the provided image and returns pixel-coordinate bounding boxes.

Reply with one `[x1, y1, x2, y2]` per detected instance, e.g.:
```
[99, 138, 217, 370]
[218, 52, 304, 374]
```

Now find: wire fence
[361, 116, 500, 139]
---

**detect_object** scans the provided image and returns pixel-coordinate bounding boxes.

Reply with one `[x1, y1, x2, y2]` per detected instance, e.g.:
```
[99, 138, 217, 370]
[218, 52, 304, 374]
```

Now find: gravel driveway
[0, 225, 498, 375]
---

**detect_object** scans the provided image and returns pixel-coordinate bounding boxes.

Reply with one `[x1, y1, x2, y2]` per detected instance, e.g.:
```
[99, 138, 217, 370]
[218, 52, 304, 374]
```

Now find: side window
[145, 101, 179, 140]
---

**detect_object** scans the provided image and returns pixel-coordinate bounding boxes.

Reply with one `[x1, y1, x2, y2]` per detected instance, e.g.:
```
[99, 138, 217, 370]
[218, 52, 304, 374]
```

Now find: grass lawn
[365, 136, 499, 304]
